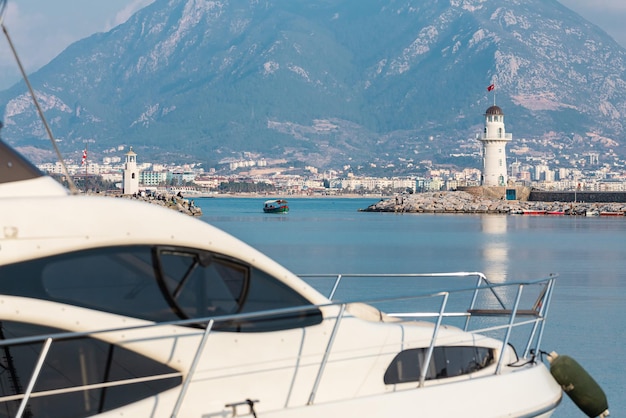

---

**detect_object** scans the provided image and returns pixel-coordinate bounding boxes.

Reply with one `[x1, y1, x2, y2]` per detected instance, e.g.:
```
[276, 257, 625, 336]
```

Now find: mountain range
[1, 0, 626, 171]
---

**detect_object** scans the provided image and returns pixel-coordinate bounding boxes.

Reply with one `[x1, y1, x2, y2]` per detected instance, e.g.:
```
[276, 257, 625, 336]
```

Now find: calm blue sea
[197, 197, 624, 418]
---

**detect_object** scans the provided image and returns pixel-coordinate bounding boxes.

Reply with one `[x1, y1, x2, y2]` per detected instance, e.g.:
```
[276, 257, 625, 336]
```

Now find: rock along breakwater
[98, 192, 203, 216]
[360, 191, 626, 216]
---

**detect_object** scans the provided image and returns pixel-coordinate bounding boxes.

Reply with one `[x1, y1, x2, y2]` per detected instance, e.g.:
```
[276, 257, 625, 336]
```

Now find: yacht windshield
[0, 245, 322, 332]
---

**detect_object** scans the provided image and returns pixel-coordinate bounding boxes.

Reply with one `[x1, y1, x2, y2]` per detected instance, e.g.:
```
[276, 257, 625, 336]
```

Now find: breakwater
[360, 191, 626, 215]
[112, 192, 203, 216]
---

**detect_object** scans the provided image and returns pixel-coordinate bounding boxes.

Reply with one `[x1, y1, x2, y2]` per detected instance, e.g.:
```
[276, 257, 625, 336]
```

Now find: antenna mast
[1, 1, 78, 194]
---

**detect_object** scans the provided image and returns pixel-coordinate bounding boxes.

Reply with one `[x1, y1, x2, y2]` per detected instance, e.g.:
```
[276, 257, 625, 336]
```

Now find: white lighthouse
[122, 147, 139, 195]
[478, 105, 512, 186]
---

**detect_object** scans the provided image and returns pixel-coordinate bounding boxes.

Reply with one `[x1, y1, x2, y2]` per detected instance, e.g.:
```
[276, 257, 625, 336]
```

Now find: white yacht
[0, 136, 587, 418]
[0, 1, 607, 416]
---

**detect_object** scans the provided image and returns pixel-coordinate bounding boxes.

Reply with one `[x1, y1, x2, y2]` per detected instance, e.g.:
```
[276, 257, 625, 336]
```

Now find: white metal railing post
[533, 276, 556, 355]
[308, 304, 346, 405]
[522, 279, 550, 357]
[16, 337, 52, 418]
[495, 284, 523, 374]
[465, 274, 485, 331]
[419, 292, 449, 387]
[171, 319, 214, 418]
[328, 274, 343, 300]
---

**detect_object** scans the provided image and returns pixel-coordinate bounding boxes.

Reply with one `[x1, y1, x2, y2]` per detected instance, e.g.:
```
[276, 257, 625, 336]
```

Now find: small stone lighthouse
[478, 105, 512, 186]
[122, 147, 139, 195]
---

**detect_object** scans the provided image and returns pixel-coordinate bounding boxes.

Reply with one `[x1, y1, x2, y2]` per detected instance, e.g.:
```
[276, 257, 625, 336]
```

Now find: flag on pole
[487, 84, 495, 92]
[81, 149, 87, 166]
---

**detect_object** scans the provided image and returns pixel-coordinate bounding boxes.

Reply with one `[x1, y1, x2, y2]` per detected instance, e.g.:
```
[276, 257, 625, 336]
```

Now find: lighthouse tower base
[459, 186, 532, 201]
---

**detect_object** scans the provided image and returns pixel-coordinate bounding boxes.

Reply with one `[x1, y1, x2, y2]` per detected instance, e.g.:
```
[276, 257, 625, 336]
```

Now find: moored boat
[547, 210, 565, 215]
[599, 211, 624, 216]
[522, 209, 547, 215]
[0, 5, 608, 416]
[1, 133, 612, 418]
[263, 199, 289, 213]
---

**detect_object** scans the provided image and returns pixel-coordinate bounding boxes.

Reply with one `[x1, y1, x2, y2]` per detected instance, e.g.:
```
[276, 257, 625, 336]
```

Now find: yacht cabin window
[383, 346, 495, 384]
[0, 245, 322, 332]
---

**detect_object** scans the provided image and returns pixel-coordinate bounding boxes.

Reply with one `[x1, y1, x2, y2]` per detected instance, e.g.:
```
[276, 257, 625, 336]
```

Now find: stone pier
[360, 190, 626, 216]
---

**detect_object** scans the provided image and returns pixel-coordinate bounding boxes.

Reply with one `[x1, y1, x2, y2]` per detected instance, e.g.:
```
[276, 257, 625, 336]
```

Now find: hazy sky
[0, 0, 625, 89]
[0, 0, 155, 89]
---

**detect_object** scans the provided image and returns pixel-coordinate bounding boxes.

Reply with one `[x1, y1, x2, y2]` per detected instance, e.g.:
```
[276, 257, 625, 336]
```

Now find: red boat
[522, 210, 547, 215]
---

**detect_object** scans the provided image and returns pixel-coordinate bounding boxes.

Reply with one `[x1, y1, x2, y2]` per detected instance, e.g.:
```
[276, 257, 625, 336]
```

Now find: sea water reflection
[480, 215, 509, 283]
[198, 197, 624, 417]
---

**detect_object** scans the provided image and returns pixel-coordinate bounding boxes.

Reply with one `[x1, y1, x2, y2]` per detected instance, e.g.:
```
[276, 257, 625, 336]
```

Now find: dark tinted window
[158, 249, 246, 318]
[41, 246, 176, 321]
[155, 248, 323, 332]
[0, 321, 180, 418]
[384, 346, 494, 384]
[233, 267, 323, 332]
[0, 246, 322, 332]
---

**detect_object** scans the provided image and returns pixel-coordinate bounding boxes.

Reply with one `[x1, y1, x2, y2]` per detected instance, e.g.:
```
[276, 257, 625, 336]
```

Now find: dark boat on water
[263, 199, 289, 213]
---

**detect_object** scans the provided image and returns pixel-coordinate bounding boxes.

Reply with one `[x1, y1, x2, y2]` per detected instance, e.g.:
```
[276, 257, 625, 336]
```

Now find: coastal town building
[37, 150, 626, 196]
[140, 170, 168, 186]
[338, 177, 417, 193]
[170, 171, 197, 185]
[478, 105, 512, 187]
[34, 133, 626, 196]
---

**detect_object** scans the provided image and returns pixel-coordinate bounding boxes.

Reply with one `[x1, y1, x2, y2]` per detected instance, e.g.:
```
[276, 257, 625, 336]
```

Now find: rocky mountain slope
[1, 0, 625, 169]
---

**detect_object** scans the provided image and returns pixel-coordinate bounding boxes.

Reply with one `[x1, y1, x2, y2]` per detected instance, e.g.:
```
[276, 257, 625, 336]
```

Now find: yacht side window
[383, 346, 494, 384]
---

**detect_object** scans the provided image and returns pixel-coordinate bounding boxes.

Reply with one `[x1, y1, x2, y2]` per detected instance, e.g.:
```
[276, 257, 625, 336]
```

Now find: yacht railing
[299, 272, 556, 384]
[0, 272, 556, 417]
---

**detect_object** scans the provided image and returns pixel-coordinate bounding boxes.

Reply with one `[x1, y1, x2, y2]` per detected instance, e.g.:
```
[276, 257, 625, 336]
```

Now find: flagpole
[83, 142, 88, 193]
[486, 83, 496, 105]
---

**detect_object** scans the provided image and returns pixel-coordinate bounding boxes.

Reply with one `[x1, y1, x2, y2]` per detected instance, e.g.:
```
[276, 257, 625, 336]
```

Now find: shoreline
[99, 190, 626, 216]
[191, 193, 382, 199]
